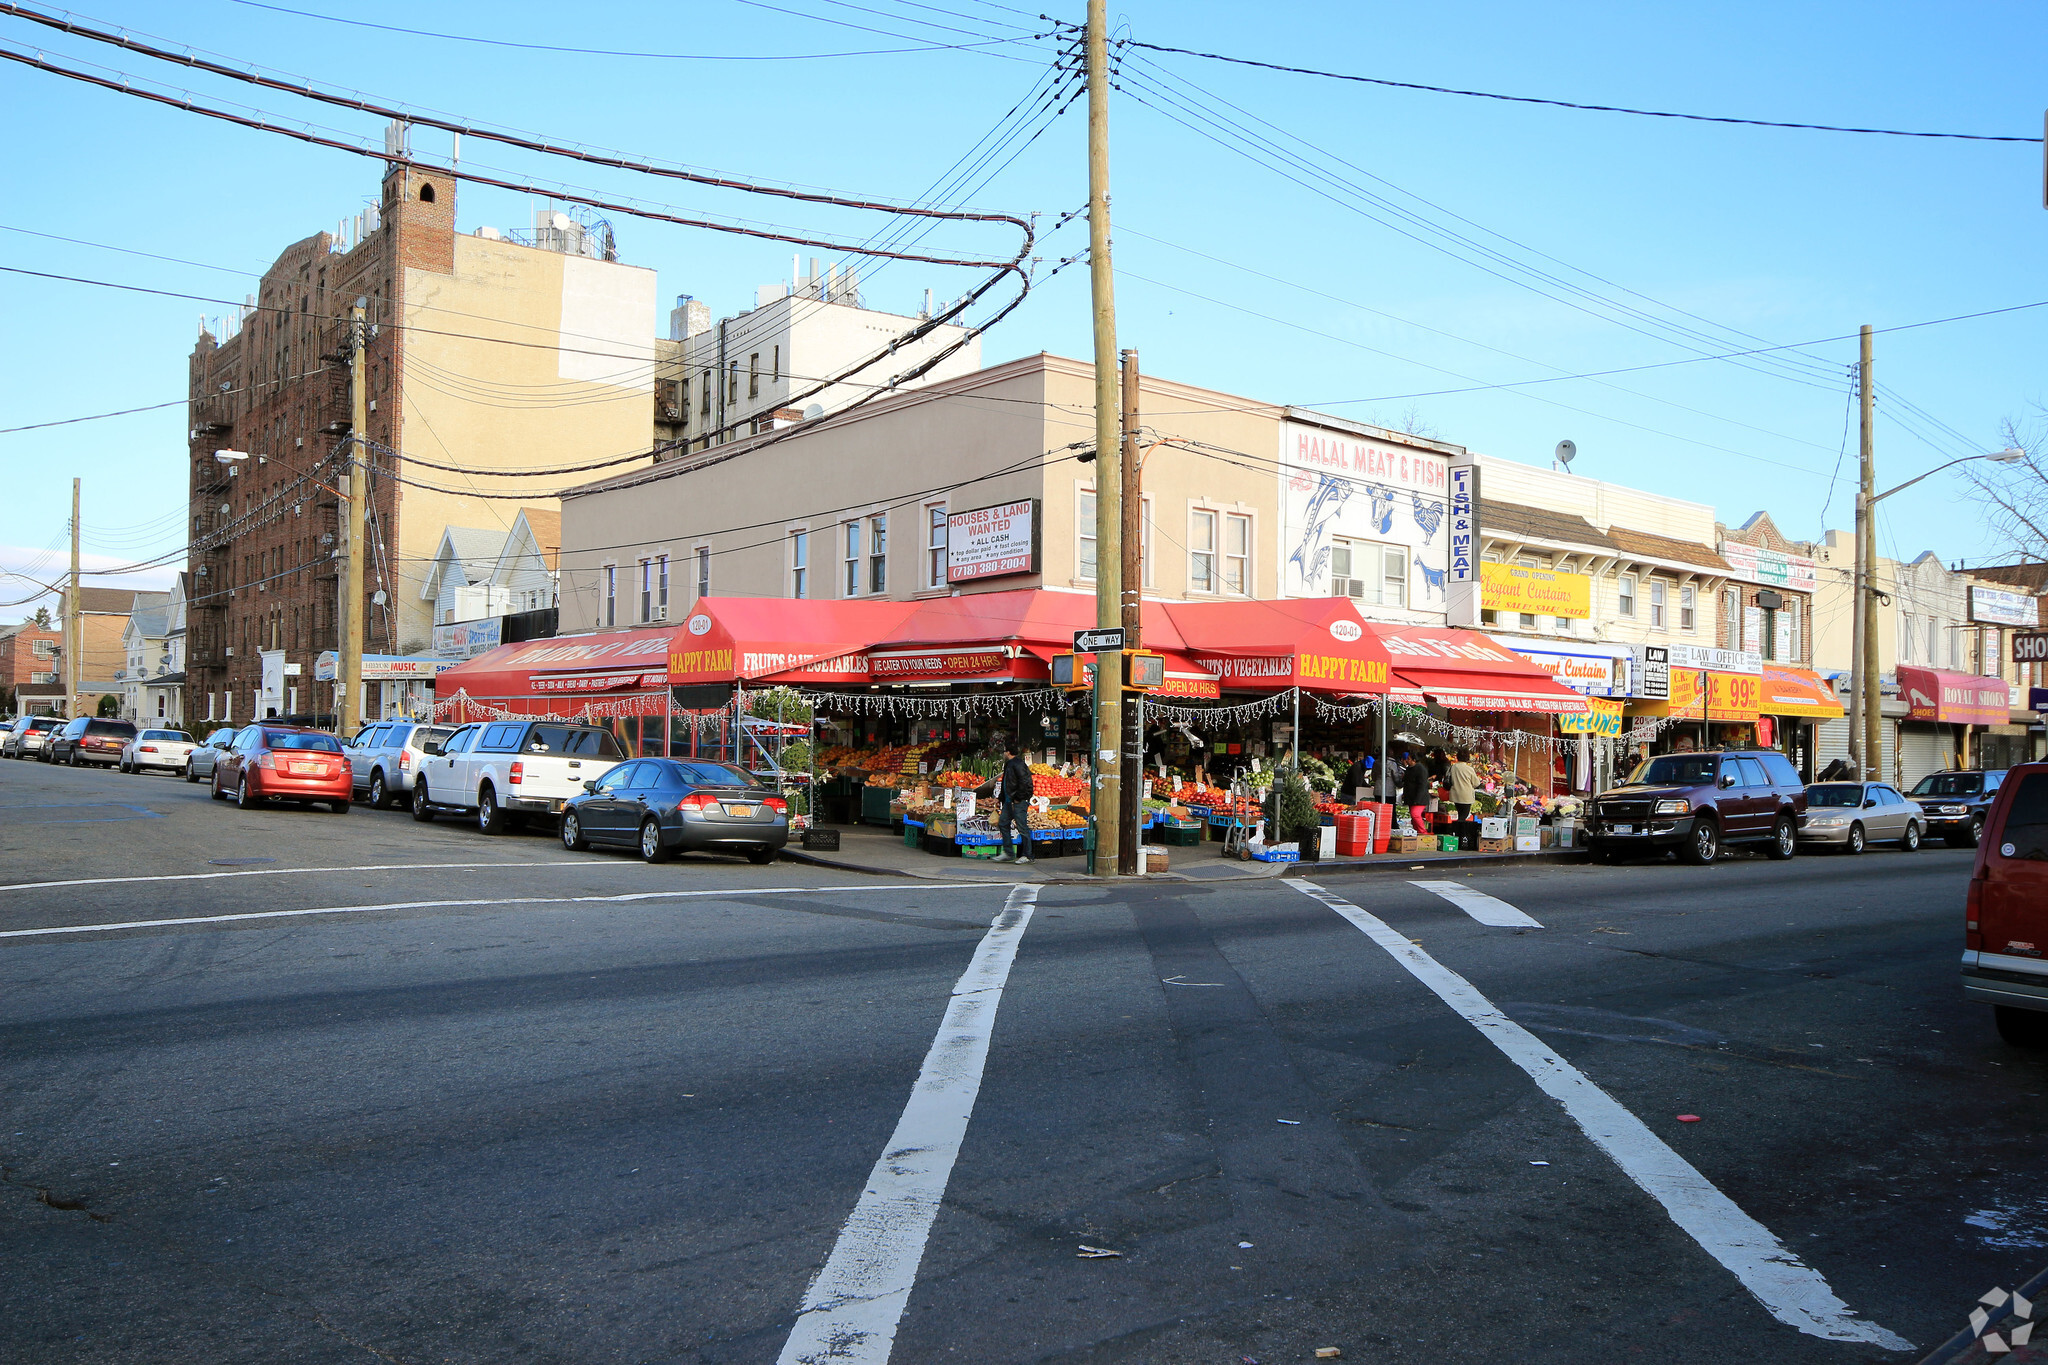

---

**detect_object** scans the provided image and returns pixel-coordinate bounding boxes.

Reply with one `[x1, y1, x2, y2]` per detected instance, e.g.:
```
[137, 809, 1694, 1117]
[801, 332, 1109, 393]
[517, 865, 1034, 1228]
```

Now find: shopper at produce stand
[1446, 749, 1480, 820]
[1341, 755, 1372, 802]
[993, 744, 1035, 865]
[1399, 751, 1431, 833]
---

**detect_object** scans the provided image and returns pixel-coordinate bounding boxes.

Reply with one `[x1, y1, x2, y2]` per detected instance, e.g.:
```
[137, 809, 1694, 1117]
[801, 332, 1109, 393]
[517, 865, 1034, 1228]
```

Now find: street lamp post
[1856, 446, 2023, 779]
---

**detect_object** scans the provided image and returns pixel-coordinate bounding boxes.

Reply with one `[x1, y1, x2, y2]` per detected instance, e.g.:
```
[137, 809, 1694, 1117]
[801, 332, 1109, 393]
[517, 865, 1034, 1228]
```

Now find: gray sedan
[183, 727, 241, 784]
[1798, 781, 1922, 853]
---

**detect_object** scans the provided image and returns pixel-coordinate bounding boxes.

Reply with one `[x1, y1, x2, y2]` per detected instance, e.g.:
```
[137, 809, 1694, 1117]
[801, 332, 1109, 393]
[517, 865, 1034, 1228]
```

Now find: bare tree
[1963, 413, 2048, 561]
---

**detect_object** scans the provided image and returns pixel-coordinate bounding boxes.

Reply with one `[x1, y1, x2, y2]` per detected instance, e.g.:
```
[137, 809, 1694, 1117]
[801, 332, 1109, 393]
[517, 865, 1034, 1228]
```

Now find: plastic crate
[1250, 848, 1299, 863]
[1163, 825, 1203, 847]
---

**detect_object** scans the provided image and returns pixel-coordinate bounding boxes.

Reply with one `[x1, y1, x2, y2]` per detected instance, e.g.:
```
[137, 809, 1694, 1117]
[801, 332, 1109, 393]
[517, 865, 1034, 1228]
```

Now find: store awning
[1899, 666, 2009, 726]
[1018, 643, 1223, 699]
[1758, 665, 1845, 719]
[1371, 625, 1590, 715]
[671, 598, 926, 686]
[1162, 597, 1392, 694]
[432, 625, 679, 699]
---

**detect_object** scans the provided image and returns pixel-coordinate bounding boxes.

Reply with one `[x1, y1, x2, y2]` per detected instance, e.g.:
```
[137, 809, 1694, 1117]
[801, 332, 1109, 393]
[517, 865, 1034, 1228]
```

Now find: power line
[224, 0, 1046, 61]
[1120, 37, 2043, 142]
[1, 398, 185, 433]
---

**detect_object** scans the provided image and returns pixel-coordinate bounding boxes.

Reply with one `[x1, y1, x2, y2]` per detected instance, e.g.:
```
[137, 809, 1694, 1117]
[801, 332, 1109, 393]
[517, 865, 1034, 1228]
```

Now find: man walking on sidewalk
[993, 744, 1035, 864]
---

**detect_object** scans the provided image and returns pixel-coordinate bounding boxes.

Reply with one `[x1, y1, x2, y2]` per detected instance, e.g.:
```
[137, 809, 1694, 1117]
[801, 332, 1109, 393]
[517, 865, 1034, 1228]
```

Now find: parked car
[209, 725, 351, 812]
[1798, 781, 1923, 853]
[1959, 762, 2048, 1044]
[560, 757, 789, 864]
[184, 727, 239, 784]
[342, 720, 454, 809]
[1583, 748, 1805, 864]
[46, 717, 137, 767]
[411, 719, 626, 834]
[1, 716, 62, 759]
[1907, 769, 2008, 848]
[120, 727, 197, 775]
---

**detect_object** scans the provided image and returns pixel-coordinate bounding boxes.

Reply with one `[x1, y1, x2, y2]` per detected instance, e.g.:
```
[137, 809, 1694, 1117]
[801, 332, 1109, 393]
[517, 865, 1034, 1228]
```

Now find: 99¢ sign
[947, 499, 1040, 583]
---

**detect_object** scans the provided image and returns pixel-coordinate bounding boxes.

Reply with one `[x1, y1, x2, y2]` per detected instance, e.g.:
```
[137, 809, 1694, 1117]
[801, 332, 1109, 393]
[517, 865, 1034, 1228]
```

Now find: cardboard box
[1478, 836, 1512, 854]
[1392, 835, 1424, 854]
[1143, 846, 1169, 873]
[1514, 834, 1541, 852]
[1540, 827, 1558, 849]
[1513, 816, 1539, 837]
[1480, 817, 1509, 839]
[1554, 825, 1577, 849]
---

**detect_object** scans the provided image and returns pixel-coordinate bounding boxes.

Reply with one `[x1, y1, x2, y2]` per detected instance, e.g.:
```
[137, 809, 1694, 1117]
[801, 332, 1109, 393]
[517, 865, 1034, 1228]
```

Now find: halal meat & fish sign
[1279, 421, 1451, 602]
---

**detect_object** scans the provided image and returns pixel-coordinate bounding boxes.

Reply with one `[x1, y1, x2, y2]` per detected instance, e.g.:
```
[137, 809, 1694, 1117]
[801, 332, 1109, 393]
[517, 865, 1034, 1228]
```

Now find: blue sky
[3, 0, 2044, 615]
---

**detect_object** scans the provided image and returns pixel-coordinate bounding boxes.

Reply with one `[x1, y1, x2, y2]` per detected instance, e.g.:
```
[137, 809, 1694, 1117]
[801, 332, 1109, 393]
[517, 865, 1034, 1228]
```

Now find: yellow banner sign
[1665, 669, 1761, 722]
[1558, 695, 1623, 736]
[1481, 562, 1591, 620]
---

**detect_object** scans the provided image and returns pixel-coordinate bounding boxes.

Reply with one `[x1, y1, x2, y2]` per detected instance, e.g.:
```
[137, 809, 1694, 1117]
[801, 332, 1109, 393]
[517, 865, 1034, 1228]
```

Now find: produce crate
[860, 785, 897, 825]
[921, 834, 958, 857]
[962, 843, 1003, 860]
[1250, 848, 1299, 863]
[1030, 832, 1069, 858]
[1161, 824, 1204, 847]
[902, 821, 922, 849]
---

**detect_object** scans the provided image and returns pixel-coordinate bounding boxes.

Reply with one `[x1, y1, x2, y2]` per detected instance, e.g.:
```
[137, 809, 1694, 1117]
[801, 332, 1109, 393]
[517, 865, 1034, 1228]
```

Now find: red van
[1961, 761, 2048, 1044]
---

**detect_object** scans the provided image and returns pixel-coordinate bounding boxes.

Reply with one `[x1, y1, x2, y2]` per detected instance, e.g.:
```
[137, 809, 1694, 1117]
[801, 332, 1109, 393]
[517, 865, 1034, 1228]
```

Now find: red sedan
[210, 725, 352, 813]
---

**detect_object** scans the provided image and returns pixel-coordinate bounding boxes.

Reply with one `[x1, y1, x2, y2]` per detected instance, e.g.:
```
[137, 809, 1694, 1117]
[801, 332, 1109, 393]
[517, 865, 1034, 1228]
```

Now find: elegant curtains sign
[1480, 562, 1591, 619]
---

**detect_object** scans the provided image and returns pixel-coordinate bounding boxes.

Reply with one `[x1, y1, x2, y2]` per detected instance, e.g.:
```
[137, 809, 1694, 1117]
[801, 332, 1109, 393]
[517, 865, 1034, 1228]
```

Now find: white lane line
[1411, 879, 1544, 928]
[1290, 879, 1910, 1352]
[0, 861, 589, 893]
[0, 883, 1002, 941]
[779, 884, 1039, 1365]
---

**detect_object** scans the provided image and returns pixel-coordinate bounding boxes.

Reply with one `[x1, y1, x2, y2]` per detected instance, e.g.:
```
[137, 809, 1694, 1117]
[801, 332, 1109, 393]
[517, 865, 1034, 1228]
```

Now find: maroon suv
[1584, 748, 1807, 865]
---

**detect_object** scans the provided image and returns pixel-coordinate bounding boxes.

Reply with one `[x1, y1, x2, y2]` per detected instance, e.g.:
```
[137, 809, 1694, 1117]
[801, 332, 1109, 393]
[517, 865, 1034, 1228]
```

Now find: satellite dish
[1554, 439, 1577, 469]
[802, 403, 824, 421]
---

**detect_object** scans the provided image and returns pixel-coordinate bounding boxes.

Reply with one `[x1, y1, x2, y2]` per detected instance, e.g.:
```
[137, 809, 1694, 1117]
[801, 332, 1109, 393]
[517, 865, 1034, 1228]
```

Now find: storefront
[314, 652, 455, 724]
[1372, 625, 1592, 795]
[1897, 666, 2009, 784]
[1492, 637, 1632, 790]
[1755, 664, 1843, 780]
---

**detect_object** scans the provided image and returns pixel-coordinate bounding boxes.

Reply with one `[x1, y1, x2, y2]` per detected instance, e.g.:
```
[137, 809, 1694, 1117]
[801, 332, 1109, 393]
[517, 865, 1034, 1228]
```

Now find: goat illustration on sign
[1413, 556, 1447, 600]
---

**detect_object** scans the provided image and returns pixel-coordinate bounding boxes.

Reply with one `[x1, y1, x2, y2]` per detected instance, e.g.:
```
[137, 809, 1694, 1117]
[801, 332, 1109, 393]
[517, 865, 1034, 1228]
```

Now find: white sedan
[120, 727, 198, 775]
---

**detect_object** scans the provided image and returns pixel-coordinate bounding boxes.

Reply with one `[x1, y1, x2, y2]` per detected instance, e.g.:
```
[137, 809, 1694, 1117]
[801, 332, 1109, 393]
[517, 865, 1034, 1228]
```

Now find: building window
[748, 353, 760, 398]
[696, 546, 710, 601]
[1649, 579, 1667, 630]
[1786, 600, 1801, 660]
[1899, 612, 1915, 663]
[700, 371, 711, 416]
[604, 565, 616, 628]
[1680, 584, 1696, 633]
[790, 531, 809, 599]
[773, 345, 781, 383]
[1516, 557, 1539, 629]
[1723, 589, 1740, 648]
[1190, 509, 1217, 593]
[728, 360, 739, 403]
[1761, 606, 1778, 661]
[1330, 539, 1406, 608]
[869, 513, 888, 594]
[1618, 573, 1637, 619]
[639, 558, 652, 621]
[843, 521, 862, 596]
[1077, 490, 1096, 582]
[1224, 513, 1251, 594]
[31, 639, 54, 658]
[926, 503, 947, 588]
[1943, 621, 1956, 668]
[657, 554, 669, 615]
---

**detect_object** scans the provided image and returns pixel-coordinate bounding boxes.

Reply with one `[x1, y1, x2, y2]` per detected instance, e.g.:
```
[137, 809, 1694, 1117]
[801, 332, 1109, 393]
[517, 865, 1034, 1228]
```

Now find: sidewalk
[779, 822, 1591, 884]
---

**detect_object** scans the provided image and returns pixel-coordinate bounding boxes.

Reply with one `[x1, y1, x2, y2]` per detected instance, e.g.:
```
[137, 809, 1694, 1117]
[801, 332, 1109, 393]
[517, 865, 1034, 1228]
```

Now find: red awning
[1161, 597, 1392, 694]
[434, 624, 679, 700]
[1899, 666, 2010, 726]
[1371, 624, 1590, 715]
[1019, 642, 1222, 698]
[668, 598, 925, 686]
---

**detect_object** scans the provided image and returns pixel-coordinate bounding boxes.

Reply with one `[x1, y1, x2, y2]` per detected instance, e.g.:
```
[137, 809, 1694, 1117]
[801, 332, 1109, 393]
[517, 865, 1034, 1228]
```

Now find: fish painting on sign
[1366, 482, 1397, 535]
[1289, 470, 1353, 590]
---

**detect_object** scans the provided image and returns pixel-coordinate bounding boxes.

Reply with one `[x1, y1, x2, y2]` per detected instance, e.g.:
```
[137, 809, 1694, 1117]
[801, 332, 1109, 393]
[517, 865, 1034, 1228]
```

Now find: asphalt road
[1, 753, 2035, 1364]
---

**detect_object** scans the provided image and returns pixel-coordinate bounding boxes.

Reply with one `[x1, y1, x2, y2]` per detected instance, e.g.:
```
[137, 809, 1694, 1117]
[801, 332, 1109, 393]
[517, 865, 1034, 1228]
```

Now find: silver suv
[3, 715, 65, 759]
[342, 720, 455, 809]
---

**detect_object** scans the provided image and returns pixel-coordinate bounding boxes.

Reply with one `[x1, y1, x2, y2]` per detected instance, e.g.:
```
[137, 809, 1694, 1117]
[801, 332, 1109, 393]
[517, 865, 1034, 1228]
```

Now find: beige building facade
[557, 353, 1460, 633]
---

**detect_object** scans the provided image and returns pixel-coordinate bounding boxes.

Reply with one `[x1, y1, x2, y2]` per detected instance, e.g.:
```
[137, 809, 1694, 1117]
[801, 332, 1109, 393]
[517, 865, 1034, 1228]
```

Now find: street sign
[2014, 631, 2048, 665]
[1073, 627, 1125, 653]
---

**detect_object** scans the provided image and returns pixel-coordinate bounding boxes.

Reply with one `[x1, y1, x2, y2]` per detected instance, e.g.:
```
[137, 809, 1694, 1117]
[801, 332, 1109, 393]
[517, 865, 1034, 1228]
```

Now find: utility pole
[340, 300, 369, 737]
[1118, 348, 1142, 875]
[1857, 324, 1881, 783]
[1085, 0, 1123, 877]
[66, 477, 80, 717]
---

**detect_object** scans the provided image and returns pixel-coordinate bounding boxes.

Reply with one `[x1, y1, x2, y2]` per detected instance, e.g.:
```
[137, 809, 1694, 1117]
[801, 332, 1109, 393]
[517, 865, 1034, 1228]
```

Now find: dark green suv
[1585, 748, 1807, 865]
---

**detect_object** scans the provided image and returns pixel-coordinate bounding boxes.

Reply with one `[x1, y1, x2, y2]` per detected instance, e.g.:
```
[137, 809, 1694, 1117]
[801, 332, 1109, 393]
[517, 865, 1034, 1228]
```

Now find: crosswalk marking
[1410, 879, 1543, 928]
[779, 884, 1039, 1365]
[1290, 878, 1911, 1352]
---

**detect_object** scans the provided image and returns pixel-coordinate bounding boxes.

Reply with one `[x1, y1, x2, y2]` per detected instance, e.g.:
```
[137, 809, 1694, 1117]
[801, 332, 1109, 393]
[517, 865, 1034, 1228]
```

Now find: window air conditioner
[225, 647, 235, 657]
[653, 606, 668, 621]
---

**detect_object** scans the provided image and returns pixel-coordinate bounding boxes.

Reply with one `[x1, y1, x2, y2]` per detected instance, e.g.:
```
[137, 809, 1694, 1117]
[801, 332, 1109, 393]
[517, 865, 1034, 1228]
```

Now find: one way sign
[1073, 627, 1126, 653]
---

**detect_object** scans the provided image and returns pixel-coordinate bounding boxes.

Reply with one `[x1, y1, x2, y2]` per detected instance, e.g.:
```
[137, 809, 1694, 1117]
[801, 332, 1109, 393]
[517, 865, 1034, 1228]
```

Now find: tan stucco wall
[393, 238, 656, 651]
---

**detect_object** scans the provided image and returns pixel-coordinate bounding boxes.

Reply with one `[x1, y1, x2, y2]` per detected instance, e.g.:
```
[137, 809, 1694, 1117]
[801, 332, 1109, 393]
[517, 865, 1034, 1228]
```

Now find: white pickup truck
[410, 719, 627, 834]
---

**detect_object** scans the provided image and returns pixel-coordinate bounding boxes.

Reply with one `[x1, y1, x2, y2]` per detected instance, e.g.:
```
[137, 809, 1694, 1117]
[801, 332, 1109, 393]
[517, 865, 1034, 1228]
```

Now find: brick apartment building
[185, 145, 657, 723]
[0, 619, 62, 715]
[1716, 511, 1817, 668]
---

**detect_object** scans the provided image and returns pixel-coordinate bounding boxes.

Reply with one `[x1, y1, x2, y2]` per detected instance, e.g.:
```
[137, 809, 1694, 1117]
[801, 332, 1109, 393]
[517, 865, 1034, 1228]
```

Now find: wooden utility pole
[1118, 348, 1142, 875]
[340, 300, 369, 736]
[1857, 324, 1880, 782]
[66, 477, 80, 717]
[1085, 0, 1123, 876]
